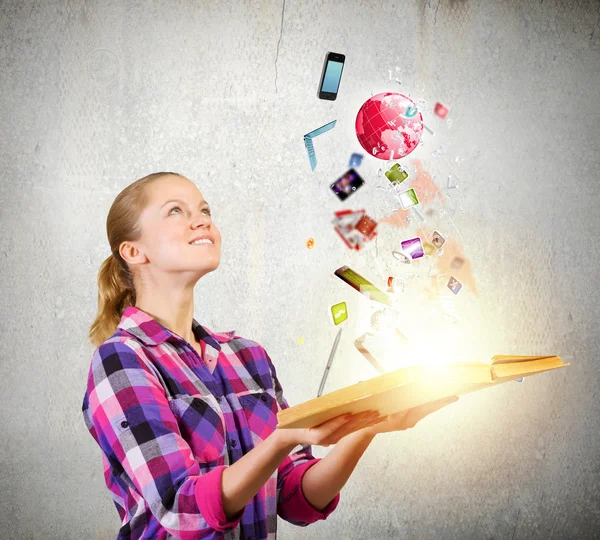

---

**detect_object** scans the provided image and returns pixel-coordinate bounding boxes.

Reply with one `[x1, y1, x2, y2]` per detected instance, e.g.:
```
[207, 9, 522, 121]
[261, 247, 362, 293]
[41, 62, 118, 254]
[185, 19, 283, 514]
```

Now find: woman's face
[128, 175, 222, 281]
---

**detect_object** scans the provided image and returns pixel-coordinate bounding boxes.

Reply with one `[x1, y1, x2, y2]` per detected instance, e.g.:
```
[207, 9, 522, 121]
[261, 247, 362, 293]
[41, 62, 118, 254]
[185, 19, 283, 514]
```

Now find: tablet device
[334, 265, 392, 306]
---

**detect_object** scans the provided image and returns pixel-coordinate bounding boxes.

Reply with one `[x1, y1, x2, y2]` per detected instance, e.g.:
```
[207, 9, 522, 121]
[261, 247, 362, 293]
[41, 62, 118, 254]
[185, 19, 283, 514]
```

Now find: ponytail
[88, 252, 136, 348]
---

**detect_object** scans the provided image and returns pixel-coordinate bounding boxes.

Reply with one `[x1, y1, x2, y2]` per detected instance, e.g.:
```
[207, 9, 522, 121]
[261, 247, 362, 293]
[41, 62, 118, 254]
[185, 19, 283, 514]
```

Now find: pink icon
[355, 92, 424, 161]
[434, 102, 449, 119]
[400, 237, 424, 260]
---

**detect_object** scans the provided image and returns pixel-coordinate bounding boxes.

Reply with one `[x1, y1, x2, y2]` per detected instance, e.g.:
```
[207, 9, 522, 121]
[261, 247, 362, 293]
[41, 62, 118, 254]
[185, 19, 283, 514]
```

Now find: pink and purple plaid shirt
[82, 306, 340, 539]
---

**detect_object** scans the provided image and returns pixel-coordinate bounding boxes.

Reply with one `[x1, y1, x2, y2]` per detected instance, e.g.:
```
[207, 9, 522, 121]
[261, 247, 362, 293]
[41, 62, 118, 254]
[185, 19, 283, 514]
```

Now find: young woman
[82, 172, 458, 540]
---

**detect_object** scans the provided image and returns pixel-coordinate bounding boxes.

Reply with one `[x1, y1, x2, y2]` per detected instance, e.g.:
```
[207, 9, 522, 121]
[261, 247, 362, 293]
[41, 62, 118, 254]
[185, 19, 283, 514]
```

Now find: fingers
[312, 397, 459, 444]
[335, 411, 381, 438]
[307, 412, 360, 444]
[313, 412, 356, 433]
[318, 411, 381, 445]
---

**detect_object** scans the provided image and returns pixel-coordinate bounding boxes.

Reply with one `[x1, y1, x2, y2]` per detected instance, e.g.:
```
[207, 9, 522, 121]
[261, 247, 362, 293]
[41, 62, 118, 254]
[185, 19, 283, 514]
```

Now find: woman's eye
[169, 206, 211, 216]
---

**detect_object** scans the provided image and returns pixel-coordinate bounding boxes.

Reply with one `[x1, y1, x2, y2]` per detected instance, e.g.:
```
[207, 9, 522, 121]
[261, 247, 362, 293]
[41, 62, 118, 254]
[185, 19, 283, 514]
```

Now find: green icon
[331, 302, 348, 325]
[385, 163, 408, 184]
[398, 187, 419, 209]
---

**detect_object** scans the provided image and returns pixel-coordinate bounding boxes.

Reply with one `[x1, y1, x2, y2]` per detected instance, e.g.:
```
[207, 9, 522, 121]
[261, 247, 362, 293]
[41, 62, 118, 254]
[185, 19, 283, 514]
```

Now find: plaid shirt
[82, 306, 340, 539]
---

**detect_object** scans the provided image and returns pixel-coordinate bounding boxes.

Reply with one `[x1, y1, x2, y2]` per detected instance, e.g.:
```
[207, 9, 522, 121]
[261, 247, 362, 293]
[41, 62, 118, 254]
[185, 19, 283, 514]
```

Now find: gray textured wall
[1, 0, 599, 538]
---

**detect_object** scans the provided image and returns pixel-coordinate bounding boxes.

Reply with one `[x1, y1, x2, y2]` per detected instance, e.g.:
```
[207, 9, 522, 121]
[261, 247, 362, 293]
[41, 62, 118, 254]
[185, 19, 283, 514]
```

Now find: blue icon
[515, 377, 524, 383]
[304, 120, 337, 171]
[348, 153, 363, 168]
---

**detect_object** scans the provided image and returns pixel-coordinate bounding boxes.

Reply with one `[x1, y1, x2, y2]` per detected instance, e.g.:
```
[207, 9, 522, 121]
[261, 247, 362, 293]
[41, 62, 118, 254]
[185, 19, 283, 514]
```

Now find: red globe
[355, 92, 424, 161]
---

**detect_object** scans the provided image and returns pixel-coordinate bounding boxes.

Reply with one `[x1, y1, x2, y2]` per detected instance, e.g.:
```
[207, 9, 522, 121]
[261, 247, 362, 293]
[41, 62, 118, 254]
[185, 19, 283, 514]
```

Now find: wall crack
[274, 0, 286, 93]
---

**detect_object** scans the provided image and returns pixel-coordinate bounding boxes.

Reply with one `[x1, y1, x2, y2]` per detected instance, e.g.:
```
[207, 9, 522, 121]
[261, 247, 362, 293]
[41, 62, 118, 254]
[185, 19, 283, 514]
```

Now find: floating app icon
[432, 230, 446, 249]
[423, 242, 435, 255]
[400, 237, 424, 260]
[434, 102, 449, 119]
[332, 209, 377, 251]
[330, 301, 348, 325]
[447, 276, 462, 294]
[348, 153, 363, 167]
[386, 276, 405, 293]
[398, 187, 419, 209]
[385, 163, 408, 184]
[355, 215, 377, 237]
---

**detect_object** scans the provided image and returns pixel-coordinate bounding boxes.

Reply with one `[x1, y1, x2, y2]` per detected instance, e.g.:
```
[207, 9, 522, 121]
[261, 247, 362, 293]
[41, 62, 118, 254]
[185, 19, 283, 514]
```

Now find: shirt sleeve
[265, 351, 341, 526]
[84, 340, 245, 538]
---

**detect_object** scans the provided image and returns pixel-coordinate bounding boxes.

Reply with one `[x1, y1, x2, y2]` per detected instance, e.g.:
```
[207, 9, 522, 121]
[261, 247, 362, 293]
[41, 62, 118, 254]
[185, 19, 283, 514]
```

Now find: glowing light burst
[353, 285, 489, 378]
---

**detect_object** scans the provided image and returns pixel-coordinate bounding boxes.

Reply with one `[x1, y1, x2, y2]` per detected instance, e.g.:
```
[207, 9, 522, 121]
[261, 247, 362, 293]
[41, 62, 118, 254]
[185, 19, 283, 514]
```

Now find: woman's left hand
[355, 395, 459, 437]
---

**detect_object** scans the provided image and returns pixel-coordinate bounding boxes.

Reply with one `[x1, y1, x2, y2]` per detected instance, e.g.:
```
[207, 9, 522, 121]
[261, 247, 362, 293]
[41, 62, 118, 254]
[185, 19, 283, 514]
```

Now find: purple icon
[447, 276, 462, 295]
[400, 237, 424, 260]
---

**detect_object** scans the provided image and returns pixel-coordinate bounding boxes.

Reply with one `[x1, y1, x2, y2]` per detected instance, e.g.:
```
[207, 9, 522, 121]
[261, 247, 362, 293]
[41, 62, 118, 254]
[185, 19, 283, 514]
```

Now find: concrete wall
[1, 0, 599, 538]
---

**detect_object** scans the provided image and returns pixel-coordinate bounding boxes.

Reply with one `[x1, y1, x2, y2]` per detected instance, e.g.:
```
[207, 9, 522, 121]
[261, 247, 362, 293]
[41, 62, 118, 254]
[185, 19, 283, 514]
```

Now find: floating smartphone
[318, 52, 345, 101]
[334, 265, 392, 306]
[354, 327, 416, 374]
[330, 168, 365, 201]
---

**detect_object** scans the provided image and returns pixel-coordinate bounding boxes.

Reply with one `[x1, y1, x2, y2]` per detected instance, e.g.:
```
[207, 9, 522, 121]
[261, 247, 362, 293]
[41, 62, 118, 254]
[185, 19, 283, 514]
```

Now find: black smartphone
[330, 168, 365, 201]
[318, 52, 345, 101]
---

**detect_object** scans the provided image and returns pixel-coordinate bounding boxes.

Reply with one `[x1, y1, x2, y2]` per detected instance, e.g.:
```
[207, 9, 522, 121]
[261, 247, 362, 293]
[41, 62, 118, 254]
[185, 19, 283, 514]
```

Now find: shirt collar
[118, 305, 236, 350]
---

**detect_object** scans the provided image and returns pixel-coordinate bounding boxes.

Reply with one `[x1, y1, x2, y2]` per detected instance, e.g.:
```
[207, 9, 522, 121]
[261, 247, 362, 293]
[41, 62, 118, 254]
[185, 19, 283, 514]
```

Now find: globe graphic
[355, 92, 424, 161]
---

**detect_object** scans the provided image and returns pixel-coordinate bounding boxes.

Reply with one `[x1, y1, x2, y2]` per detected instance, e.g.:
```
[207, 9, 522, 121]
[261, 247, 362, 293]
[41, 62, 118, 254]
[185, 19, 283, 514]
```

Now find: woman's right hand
[276, 410, 383, 448]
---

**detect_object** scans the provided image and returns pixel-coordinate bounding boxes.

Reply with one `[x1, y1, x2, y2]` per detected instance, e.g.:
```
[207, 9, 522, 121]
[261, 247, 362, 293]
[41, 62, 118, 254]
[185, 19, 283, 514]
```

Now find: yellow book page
[276, 356, 570, 430]
[277, 363, 493, 429]
[492, 356, 569, 381]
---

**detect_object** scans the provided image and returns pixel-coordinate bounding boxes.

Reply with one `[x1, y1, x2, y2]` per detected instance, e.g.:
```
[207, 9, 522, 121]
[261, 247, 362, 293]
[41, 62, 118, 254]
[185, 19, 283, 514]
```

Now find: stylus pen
[317, 326, 343, 398]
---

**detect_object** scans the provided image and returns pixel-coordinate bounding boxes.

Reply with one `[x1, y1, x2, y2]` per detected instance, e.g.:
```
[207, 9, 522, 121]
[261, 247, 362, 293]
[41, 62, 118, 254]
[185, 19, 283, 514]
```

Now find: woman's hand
[276, 410, 384, 448]
[358, 395, 459, 437]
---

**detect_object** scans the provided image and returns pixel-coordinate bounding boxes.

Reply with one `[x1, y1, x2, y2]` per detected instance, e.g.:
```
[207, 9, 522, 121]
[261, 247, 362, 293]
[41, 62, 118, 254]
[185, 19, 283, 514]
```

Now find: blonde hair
[88, 171, 187, 348]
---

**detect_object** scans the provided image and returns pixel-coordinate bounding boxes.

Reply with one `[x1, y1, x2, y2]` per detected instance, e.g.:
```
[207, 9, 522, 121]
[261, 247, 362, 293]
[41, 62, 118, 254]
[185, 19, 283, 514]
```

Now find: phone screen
[330, 168, 364, 201]
[321, 59, 344, 93]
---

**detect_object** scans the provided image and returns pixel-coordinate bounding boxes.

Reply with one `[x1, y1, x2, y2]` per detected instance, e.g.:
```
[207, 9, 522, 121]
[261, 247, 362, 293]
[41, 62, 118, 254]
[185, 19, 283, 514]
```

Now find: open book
[276, 355, 570, 429]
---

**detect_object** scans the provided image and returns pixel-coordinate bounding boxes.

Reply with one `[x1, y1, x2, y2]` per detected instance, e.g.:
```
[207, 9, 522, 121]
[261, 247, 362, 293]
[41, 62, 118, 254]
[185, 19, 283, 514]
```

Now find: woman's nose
[191, 214, 211, 228]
